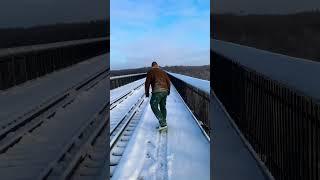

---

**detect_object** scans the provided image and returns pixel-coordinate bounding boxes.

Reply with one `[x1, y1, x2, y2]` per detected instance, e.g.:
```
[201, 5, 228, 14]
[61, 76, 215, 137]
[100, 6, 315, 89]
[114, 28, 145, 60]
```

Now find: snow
[110, 85, 144, 131]
[0, 74, 108, 179]
[112, 85, 210, 180]
[110, 78, 145, 104]
[0, 54, 108, 125]
[167, 72, 210, 94]
[212, 39, 320, 101]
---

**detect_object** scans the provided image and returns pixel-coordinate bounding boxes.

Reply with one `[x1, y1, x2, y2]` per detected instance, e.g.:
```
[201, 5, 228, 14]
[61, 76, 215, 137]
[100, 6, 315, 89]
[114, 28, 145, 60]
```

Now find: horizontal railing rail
[0, 37, 109, 90]
[168, 74, 210, 134]
[110, 73, 146, 89]
[212, 51, 320, 180]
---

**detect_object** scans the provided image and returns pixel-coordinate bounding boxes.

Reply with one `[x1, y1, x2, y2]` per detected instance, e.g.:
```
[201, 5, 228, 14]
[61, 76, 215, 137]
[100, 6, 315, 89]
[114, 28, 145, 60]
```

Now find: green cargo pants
[150, 91, 168, 127]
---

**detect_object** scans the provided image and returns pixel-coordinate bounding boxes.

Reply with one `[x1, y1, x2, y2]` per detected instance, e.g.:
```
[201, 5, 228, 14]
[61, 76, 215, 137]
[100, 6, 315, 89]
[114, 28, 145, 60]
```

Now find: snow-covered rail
[70, 117, 109, 180]
[110, 97, 147, 178]
[0, 68, 108, 153]
[110, 80, 144, 109]
[0, 67, 109, 179]
[110, 88, 145, 138]
[110, 78, 145, 105]
[109, 77, 152, 178]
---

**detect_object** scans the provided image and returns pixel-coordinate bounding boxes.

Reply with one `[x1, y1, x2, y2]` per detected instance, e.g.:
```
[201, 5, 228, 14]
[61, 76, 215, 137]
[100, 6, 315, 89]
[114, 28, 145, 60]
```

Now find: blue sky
[111, 0, 210, 70]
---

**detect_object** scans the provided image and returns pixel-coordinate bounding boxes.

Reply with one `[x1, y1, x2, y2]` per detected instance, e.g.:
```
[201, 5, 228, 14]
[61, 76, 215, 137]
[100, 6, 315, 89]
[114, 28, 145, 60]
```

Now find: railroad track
[0, 68, 109, 180]
[45, 103, 108, 180]
[0, 68, 108, 153]
[64, 78, 146, 180]
[109, 95, 148, 179]
[110, 86, 145, 133]
[110, 93, 145, 142]
[69, 114, 109, 180]
[110, 82, 144, 110]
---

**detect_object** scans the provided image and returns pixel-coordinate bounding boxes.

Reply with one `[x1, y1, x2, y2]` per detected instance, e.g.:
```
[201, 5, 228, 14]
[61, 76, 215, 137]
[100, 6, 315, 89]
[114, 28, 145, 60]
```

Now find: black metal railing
[168, 74, 210, 134]
[212, 51, 320, 180]
[110, 73, 146, 90]
[0, 37, 109, 90]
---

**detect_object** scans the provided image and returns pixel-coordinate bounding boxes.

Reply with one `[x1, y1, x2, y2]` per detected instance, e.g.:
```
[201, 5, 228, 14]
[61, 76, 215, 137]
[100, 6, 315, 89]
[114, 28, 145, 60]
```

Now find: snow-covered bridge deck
[110, 72, 270, 180]
[0, 54, 109, 179]
[110, 79, 210, 180]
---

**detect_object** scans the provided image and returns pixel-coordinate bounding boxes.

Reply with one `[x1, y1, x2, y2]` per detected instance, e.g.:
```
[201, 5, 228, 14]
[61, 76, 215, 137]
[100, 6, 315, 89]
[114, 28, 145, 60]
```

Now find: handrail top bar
[213, 39, 320, 64]
[212, 38, 320, 101]
[0, 37, 109, 58]
[167, 71, 210, 95]
[110, 72, 146, 80]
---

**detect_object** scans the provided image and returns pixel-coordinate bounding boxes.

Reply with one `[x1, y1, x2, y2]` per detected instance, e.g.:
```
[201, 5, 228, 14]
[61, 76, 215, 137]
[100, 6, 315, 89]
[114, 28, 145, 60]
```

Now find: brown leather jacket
[145, 67, 171, 96]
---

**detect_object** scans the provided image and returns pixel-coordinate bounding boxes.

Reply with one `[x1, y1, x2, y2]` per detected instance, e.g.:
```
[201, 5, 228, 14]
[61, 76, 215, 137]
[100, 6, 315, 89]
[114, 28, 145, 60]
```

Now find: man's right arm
[165, 73, 171, 95]
[145, 71, 152, 97]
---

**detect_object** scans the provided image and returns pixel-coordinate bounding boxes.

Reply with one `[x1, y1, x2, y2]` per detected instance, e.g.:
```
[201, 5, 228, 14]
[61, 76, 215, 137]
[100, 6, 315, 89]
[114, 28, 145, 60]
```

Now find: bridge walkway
[211, 94, 270, 180]
[110, 79, 210, 180]
[110, 74, 271, 180]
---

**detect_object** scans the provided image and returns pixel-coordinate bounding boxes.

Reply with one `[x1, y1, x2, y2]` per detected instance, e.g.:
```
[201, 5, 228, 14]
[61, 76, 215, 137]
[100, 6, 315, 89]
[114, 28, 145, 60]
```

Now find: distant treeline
[111, 67, 150, 77]
[212, 11, 320, 62]
[0, 19, 109, 49]
[111, 65, 210, 80]
[163, 65, 210, 80]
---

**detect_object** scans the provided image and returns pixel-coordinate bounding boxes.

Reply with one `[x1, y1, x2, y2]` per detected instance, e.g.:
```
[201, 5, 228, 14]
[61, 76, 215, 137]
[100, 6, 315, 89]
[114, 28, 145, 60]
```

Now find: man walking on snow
[145, 61, 171, 131]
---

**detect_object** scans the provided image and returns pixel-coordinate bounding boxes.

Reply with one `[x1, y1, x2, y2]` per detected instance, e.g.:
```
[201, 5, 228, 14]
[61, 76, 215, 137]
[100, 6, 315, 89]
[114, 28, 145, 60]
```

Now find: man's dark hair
[151, 61, 158, 67]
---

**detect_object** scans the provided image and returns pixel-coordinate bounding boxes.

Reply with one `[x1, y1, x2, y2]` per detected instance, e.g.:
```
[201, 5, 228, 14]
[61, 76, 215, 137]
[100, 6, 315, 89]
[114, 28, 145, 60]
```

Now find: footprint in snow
[146, 140, 156, 148]
[145, 151, 156, 161]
